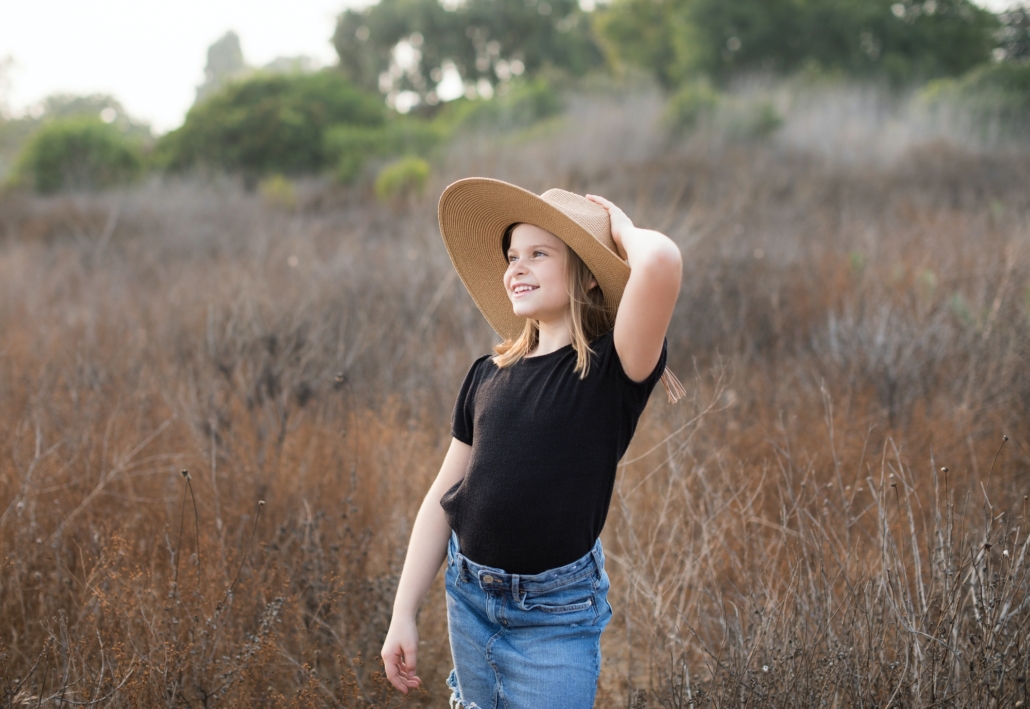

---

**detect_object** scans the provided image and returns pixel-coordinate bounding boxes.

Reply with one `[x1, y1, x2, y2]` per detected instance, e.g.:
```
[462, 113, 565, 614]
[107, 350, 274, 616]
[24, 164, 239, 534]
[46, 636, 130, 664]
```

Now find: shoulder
[471, 352, 495, 375]
[459, 352, 496, 387]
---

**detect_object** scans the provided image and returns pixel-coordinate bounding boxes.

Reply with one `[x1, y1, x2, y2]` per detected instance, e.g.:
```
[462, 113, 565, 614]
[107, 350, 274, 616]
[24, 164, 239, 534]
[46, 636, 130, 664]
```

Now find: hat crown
[538, 189, 616, 253]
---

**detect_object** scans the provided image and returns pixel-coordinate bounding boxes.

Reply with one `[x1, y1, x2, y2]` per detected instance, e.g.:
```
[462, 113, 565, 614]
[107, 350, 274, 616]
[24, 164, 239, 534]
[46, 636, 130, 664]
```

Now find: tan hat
[437, 177, 629, 341]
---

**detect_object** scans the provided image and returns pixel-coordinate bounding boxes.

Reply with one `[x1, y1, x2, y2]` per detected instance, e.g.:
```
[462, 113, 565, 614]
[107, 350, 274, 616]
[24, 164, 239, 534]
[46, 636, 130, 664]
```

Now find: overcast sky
[0, 0, 1019, 135]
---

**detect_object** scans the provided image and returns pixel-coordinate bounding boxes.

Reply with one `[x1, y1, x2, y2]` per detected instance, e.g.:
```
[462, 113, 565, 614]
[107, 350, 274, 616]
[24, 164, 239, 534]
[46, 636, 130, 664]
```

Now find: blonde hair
[492, 224, 613, 378]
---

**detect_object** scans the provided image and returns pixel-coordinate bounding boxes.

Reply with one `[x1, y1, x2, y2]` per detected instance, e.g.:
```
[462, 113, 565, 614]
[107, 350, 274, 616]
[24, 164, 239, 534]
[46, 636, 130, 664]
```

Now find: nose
[506, 258, 527, 278]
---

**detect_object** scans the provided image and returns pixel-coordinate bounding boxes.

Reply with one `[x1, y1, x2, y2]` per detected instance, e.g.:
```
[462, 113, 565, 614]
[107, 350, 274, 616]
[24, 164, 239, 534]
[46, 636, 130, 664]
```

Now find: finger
[402, 643, 418, 673]
[588, 196, 628, 220]
[383, 655, 403, 691]
[396, 663, 421, 691]
[384, 649, 414, 693]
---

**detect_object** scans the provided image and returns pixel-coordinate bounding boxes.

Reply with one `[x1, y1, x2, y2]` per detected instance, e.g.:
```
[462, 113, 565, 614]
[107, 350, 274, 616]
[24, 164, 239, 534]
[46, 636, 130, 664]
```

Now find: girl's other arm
[381, 437, 471, 693]
[585, 194, 682, 382]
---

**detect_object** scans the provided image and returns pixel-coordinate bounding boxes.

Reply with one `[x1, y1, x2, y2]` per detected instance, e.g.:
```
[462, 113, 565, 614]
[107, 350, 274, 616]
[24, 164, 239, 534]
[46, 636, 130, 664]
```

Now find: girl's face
[504, 224, 570, 324]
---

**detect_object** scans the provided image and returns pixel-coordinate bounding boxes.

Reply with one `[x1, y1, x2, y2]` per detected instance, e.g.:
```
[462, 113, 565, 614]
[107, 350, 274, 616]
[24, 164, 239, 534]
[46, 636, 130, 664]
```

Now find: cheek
[546, 262, 569, 292]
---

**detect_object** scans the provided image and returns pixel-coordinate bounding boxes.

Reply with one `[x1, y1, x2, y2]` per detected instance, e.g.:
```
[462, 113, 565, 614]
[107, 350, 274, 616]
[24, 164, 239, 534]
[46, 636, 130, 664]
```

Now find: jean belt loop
[590, 539, 604, 574]
[460, 558, 470, 584]
[511, 574, 520, 602]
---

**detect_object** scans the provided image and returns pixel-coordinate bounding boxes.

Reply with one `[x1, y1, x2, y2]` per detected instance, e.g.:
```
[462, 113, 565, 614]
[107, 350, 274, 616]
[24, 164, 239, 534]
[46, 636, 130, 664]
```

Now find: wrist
[612, 226, 636, 261]
[391, 603, 419, 623]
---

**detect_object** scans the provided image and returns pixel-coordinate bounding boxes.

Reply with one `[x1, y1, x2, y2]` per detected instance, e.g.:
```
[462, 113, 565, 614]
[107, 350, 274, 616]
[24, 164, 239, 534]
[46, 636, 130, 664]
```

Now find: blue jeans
[444, 531, 612, 709]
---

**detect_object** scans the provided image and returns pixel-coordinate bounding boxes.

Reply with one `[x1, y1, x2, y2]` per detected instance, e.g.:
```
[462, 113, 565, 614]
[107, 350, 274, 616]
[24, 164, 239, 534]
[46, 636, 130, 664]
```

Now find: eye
[507, 254, 517, 263]
[534, 250, 546, 257]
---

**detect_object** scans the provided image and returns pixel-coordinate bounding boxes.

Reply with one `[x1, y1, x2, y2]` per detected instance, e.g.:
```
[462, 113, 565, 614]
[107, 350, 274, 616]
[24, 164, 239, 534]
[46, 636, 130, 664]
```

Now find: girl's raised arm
[585, 194, 682, 382]
[381, 436, 471, 693]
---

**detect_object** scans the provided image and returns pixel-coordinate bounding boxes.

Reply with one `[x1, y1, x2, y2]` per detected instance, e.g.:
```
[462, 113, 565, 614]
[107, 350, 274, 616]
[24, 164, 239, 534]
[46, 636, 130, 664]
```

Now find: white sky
[0, 0, 369, 133]
[0, 0, 1018, 135]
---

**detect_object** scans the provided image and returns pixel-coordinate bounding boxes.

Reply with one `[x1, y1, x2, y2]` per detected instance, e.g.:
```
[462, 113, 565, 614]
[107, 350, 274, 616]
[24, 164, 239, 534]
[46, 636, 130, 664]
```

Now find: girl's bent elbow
[638, 243, 682, 279]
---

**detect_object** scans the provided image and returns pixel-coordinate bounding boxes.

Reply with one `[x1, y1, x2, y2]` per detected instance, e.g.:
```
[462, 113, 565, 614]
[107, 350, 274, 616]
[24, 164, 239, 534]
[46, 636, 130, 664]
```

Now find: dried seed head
[180, 469, 189, 478]
[1003, 435, 1009, 441]
[259, 500, 266, 506]
[941, 467, 948, 473]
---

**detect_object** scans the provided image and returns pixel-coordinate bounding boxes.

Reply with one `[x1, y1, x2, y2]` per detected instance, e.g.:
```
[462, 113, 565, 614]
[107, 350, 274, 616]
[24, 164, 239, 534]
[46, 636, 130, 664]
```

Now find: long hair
[492, 224, 613, 378]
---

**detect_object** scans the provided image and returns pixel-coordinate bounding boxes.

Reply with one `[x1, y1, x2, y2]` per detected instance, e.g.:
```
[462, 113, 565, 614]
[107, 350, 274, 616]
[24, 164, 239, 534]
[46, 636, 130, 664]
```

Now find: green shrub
[716, 96, 784, 141]
[374, 156, 430, 202]
[440, 78, 563, 132]
[747, 101, 785, 139]
[325, 119, 444, 183]
[664, 81, 721, 134]
[325, 126, 387, 183]
[156, 70, 385, 179]
[921, 62, 1030, 137]
[13, 116, 143, 194]
[258, 173, 297, 210]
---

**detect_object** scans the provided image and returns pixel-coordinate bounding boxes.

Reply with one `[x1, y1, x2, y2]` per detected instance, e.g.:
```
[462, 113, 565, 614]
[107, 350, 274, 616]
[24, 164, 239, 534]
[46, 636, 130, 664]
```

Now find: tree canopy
[332, 0, 605, 108]
[195, 31, 249, 104]
[596, 0, 999, 87]
[156, 70, 385, 178]
[14, 115, 143, 193]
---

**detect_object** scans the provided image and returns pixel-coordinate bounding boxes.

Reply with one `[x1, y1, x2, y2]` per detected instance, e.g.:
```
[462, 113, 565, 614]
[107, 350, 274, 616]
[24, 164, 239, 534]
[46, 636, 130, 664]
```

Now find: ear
[588, 277, 598, 291]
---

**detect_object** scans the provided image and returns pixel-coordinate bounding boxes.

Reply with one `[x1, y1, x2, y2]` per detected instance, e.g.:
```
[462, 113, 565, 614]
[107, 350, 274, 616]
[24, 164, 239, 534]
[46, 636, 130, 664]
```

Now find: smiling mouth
[512, 285, 538, 296]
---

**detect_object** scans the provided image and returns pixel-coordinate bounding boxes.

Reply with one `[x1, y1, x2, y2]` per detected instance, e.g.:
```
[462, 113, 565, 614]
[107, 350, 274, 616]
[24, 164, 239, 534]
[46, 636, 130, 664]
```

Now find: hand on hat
[585, 194, 632, 261]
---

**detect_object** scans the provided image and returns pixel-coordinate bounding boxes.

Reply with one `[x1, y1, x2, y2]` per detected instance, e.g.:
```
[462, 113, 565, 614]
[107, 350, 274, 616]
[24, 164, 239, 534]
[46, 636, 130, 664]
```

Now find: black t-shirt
[441, 330, 667, 574]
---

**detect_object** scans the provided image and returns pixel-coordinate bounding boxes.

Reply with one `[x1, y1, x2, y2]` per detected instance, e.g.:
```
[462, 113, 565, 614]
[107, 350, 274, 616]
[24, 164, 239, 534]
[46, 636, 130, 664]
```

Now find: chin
[511, 305, 537, 319]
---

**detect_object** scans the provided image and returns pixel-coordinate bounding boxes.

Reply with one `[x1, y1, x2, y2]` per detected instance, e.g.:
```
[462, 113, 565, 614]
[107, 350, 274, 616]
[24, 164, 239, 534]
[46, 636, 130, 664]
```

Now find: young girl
[381, 178, 683, 708]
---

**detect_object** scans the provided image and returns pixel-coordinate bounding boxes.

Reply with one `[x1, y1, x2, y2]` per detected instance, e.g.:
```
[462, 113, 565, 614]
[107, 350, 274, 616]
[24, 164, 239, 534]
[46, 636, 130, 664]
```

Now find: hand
[381, 616, 422, 694]
[585, 194, 633, 261]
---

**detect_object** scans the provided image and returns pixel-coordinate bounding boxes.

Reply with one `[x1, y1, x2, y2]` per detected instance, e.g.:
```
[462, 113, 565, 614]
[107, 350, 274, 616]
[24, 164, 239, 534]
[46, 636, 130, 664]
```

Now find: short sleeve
[451, 354, 490, 444]
[595, 332, 668, 413]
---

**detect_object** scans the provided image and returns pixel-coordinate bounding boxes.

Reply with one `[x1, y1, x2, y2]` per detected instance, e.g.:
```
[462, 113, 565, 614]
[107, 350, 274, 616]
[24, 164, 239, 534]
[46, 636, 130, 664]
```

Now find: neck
[530, 317, 573, 357]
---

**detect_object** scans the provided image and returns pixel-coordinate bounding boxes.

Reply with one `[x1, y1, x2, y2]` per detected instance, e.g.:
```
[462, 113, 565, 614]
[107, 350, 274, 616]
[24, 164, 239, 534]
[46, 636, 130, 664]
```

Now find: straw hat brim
[438, 177, 631, 341]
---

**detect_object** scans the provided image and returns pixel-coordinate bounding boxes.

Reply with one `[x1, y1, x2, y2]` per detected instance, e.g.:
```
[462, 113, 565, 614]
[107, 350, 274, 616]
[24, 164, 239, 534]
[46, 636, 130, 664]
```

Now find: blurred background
[1, 0, 1029, 186]
[1, 1, 1029, 706]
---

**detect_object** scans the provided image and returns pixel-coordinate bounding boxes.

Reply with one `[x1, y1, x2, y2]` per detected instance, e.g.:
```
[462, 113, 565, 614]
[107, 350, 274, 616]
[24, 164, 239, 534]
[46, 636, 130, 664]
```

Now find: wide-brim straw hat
[437, 176, 684, 402]
[438, 177, 629, 341]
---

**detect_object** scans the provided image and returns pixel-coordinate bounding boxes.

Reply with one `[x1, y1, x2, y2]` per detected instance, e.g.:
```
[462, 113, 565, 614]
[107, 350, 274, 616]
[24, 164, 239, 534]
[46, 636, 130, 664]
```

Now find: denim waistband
[447, 531, 605, 596]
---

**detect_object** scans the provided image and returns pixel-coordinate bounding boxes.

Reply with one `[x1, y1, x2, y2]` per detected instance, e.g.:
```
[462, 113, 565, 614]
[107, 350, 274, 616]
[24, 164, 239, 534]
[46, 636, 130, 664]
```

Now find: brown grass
[1, 86, 1029, 707]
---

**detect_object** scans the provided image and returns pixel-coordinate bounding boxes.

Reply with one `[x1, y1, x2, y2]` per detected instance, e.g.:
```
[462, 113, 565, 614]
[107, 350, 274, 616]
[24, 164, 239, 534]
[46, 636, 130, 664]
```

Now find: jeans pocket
[524, 596, 596, 614]
[520, 576, 598, 615]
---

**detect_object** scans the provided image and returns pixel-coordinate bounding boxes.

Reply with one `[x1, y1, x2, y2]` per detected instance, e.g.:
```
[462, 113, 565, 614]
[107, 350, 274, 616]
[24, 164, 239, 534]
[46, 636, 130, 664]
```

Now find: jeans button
[483, 574, 495, 583]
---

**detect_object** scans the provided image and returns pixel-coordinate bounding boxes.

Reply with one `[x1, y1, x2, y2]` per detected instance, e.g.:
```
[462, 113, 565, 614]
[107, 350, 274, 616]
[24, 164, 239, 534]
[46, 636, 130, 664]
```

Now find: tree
[196, 31, 250, 104]
[1, 91, 151, 182]
[332, 0, 605, 108]
[0, 55, 13, 119]
[13, 116, 143, 193]
[592, 0, 696, 89]
[157, 70, 385, 178]
[596, 0, 1000, 87]
[998, 3, 1030, 63]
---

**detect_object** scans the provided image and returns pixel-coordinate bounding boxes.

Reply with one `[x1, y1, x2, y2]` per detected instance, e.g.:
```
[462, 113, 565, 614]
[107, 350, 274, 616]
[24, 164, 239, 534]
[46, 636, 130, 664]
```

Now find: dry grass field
[1, 85, 1029, 707]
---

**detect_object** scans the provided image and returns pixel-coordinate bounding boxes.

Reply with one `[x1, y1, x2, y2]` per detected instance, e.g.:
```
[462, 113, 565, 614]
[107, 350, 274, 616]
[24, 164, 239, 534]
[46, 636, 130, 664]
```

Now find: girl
[381, 178, 682, 708]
